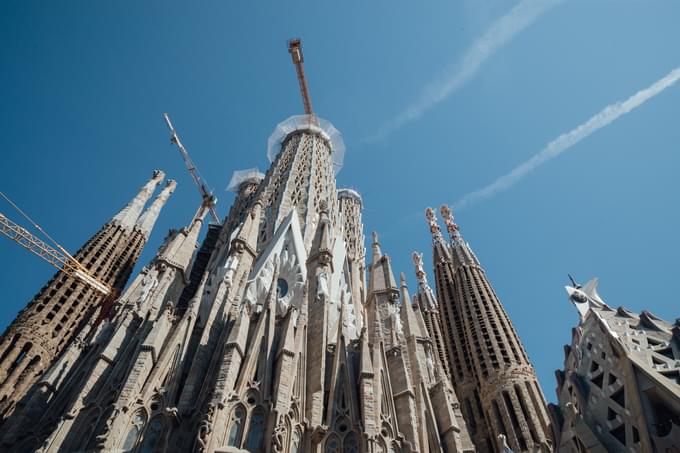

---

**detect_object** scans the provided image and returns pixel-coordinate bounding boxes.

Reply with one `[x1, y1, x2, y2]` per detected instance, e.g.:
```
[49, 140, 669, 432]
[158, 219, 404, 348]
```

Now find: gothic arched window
[226, 405, 246, 447]
[121, 410, 147, 452]
[244, 406, 265, 451]
[343, 432, 359, 453]
[138, 417, 164, 453]
[325, 434, 341, 453]
[290, 429, 301, 453]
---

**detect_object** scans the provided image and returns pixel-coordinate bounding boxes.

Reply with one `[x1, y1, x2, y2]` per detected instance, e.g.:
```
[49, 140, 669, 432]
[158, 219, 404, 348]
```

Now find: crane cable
[0, 191, 80, 265]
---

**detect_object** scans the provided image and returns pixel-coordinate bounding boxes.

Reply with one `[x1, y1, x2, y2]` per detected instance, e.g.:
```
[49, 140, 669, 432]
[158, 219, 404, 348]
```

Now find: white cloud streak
[455, 66, 680, 210]
[366, 0, 562, 143]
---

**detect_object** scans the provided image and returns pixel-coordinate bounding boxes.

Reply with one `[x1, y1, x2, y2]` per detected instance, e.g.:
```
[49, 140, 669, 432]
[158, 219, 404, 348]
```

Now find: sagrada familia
[0, 42, 678, 453]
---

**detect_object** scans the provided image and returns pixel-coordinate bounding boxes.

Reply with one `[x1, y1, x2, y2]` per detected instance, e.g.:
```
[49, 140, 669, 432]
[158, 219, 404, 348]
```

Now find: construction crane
[288, 38, 318, 124]
[0, 195, 111, 296]
[163, 113, 220, 224]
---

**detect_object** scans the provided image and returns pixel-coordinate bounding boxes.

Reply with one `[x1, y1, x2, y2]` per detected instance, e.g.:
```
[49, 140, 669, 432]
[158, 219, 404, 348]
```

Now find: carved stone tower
[0, 43, 474, 453]
[0, 41, 479, 450]
[411, 251, 451, 382]
[426, 205, 553, 452]
[0, 171, 173, 421]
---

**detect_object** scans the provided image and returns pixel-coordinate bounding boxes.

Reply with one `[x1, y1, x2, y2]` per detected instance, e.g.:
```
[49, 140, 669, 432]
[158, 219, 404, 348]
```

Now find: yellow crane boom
[0, 212, 111, 296]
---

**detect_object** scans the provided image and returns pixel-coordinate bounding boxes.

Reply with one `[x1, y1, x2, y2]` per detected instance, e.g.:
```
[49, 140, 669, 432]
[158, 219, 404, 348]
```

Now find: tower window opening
[514, 384, 539, 443]
[492, 399, 508, 437]
[277, 278, 289, 298]
[503, 391, 526, 450]
[245, 406, 265, 450]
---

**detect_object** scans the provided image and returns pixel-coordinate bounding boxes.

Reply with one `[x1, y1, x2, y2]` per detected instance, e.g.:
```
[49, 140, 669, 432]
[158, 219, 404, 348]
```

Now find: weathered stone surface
[423, 205, 554, 452]
[0, 118, 481, 453]
[552, 279, 680, 452]
[0, 171, 169, 422]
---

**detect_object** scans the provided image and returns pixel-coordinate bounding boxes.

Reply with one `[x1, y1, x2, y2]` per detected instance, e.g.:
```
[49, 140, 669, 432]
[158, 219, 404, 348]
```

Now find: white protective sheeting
[337, 188, 363, 207]
[226, 168, 265, 193]
[266, 114, 345, 174]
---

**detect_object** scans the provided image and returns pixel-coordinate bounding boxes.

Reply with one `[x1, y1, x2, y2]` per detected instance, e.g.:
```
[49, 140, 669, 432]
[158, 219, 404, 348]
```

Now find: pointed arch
[325, 433, 341, 453]
[137, 416, 165, 453]
[290, 402, 300, 423]
[244, 406, 265, 451]
[226, 404, 246, 447]
[121, 409, 147, 452]
[80, 406, 103, 449]
[343, 432, 359, 453]
[290, 427, 302, 453]
[335, 366, 350, 417]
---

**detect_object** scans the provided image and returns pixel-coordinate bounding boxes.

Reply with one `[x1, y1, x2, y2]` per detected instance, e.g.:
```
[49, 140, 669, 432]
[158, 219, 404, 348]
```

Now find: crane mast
[163, 113, 220, 224]
[288, 39, 317, 123]
[0, 212, 111, 296]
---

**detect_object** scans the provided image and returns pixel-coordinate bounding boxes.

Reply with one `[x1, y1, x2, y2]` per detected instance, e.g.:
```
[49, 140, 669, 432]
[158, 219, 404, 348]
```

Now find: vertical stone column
[112, 170, 165, 229]
[136, 179, 176, 237]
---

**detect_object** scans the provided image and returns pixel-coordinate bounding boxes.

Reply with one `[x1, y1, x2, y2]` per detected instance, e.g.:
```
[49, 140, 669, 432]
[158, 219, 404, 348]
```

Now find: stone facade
[423, 206, 553, 452]
[551, 278, 680, 451]
[1, 111, 477, 452]
[0, 171, 173, 422]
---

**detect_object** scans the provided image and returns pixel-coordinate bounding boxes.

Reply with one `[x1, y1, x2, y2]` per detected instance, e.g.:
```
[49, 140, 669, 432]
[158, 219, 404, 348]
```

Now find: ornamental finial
[371, 231, 382, 264]
[411, 251, 428, 286]
[425, 207, 443, 239]
[439, 204, 460, 240]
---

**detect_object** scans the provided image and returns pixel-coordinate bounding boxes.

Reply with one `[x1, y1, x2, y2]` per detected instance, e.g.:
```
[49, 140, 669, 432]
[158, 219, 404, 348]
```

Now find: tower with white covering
[0, 40, 476, 453]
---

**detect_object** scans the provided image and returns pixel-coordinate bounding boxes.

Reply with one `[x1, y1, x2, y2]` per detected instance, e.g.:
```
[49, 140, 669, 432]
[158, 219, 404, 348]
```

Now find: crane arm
[0, 212, 111, 296]
[288, 39, 317, 122]
[163, 113, 220, 224]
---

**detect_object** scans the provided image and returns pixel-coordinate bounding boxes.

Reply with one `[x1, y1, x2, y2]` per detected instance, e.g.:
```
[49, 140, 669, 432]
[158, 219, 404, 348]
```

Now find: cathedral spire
[233, 197, 263, 255]
[368, 231, 398, 295]
[439, 204, 461, 242]
[411, 251, 429, 289]
[438, 204, 480, 267]
[112, 170, 165, 229]
[136, 179, 176, 237]
[371, 231, 382, 264]
[425, 207, 445, 243]
[429, 206, 555, 452]
[399, 272, 424, 339]
[426, 207, 453, 267]
[157, 199, 208, 279]
[412, 251, 438, 311]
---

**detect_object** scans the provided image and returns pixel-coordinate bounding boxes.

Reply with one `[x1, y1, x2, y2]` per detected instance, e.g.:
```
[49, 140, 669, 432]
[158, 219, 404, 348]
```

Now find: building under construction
[0, 41, 563, 452]
[0, 171, 174, 421]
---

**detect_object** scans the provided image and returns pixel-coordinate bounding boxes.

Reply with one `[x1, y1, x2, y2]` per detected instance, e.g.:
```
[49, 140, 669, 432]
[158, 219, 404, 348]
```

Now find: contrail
[365, 0, 562, 143]
[455, 66, 680, 210]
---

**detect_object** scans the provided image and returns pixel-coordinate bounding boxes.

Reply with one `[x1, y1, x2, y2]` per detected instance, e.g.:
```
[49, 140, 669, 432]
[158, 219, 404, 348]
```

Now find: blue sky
[1, 1, 679, 402]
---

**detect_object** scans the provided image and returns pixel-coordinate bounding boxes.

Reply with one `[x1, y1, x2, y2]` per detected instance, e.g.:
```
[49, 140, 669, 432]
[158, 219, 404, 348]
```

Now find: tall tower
[411, 251, 451, 380]
[1, 41, 478, 453]
[0, 171, 172, 420]
[338, 188, 366, 329]
[427, 205, 553, 452]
